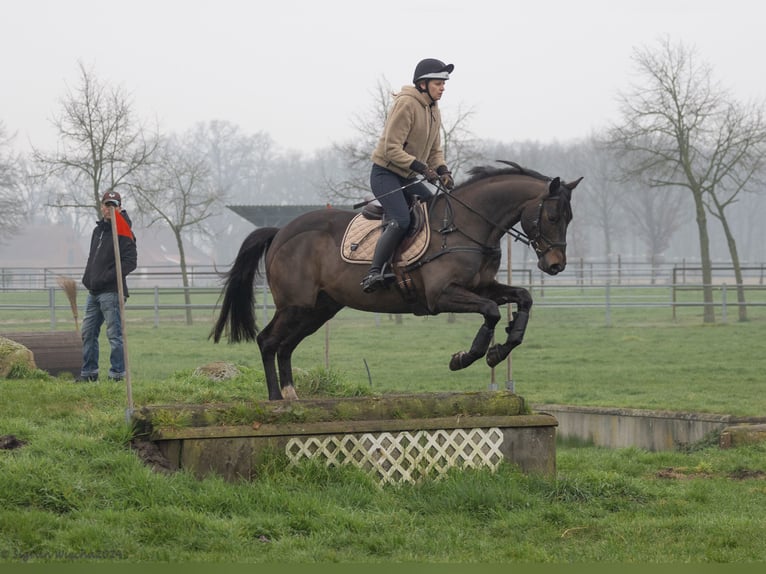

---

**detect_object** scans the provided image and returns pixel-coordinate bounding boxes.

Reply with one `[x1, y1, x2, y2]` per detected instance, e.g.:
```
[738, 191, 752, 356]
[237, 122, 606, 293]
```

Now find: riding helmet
[413, 58, 454, 84]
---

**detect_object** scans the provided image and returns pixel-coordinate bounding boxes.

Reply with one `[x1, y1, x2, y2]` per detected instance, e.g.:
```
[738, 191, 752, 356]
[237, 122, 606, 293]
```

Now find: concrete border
[535, 403, 766, 451]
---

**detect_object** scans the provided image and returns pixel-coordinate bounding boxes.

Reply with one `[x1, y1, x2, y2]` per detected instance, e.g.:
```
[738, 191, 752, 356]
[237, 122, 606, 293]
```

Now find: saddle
[341, 201, 430, 266]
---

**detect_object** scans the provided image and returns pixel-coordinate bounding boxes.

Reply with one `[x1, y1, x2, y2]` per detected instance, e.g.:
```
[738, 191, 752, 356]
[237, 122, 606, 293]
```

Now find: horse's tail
[210, 227, 280, 344]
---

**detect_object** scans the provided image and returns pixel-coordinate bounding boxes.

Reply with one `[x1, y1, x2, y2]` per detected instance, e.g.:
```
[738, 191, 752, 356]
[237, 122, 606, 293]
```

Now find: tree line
[2, 37, 765, 323]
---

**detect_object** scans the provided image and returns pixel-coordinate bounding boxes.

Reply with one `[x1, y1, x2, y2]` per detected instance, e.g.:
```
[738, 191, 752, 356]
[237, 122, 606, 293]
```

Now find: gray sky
[2, 0, 764, 154]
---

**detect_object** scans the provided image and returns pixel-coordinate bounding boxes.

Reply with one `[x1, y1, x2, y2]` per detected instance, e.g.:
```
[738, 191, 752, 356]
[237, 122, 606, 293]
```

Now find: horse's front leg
[436, 285, 502, 371]
[481, 283, 533, 368]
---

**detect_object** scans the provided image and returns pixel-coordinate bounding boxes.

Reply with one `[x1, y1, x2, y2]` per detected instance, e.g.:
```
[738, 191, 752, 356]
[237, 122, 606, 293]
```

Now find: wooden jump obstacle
[1, 331, 82, 377]
[132, 390, 557, 484]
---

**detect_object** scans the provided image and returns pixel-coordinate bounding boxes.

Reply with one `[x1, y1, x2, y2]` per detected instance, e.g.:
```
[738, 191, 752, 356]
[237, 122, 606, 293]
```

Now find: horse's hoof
[486, 347, 502, 368]
[281, 385, 299, 400]
[449, 352, 466, 371]
[486, 344, 511, 368]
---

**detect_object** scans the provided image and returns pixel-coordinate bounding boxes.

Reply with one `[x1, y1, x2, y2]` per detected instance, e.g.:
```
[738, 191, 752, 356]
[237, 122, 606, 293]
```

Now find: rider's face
[422, 79, 446, 101]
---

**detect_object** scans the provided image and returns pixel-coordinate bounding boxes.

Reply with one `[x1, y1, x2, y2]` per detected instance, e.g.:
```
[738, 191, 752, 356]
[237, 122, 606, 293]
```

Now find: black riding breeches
[370, 163, 432, 230]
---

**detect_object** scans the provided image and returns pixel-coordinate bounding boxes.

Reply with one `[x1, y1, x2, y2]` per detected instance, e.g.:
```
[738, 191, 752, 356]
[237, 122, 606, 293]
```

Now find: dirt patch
[130, 439, 176, 474]
[0, 434, 26, 450]
[728, 469, 766, 480]
[655, 467, 766, 480]
[655, 467, 708, 480]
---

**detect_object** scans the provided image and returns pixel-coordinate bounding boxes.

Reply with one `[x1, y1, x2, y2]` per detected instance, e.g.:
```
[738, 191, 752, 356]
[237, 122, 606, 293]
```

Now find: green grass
[1, 305, 765, 562]
[1, 385, 764, 563]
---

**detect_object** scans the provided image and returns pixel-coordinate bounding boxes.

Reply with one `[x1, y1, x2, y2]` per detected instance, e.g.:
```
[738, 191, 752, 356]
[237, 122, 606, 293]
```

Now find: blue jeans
[80, 291, 125, 379]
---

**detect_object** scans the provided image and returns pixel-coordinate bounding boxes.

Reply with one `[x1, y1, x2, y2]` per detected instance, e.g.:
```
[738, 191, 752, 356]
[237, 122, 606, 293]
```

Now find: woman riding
[360, 58, 456, 293]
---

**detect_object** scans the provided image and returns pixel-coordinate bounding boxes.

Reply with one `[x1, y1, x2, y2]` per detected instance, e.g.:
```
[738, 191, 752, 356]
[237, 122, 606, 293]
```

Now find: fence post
[672, 267, 677, 321]
[49, 286, 56, 330]
[617, 254, 622, 285]
[153, 286, 160, 328]
[721, 283, 727, 324]
[605, 281, 612, 328]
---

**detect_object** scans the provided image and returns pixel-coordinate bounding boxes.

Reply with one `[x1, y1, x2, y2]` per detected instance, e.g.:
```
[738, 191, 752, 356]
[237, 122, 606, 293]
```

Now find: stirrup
[361, 269, 396, 293]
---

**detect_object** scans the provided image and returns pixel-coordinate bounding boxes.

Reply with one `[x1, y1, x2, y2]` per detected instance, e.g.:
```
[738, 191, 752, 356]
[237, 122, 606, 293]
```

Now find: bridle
[523, 195, 569, 259]
[434, 185, 567, 261]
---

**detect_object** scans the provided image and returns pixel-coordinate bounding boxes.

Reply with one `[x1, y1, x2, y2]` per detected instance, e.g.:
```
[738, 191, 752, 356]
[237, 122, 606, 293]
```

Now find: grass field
[1, 303, 765, 563]
[3, 283, 765, 414]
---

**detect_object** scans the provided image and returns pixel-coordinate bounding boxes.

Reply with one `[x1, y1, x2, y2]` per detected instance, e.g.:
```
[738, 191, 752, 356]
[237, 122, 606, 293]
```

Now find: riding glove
[411, 160, 440, 184]
[437, 165, 454, 190]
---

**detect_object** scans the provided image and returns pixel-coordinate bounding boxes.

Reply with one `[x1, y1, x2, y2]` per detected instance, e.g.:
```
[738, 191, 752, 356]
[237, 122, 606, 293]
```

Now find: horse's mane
[461, 160, 552, 187]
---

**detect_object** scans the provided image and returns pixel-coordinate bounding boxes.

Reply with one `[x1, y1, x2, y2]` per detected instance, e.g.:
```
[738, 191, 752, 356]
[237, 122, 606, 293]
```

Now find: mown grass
[1, 305, 765, 563]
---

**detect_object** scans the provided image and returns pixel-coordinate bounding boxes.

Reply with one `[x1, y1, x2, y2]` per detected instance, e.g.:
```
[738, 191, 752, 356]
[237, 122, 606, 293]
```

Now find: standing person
[360, 58, 456, 293]
[76, 190, 137, 382]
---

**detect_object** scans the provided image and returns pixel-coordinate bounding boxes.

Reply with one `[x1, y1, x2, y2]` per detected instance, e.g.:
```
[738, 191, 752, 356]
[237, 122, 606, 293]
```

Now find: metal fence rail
[1, 282, 765, 331]
[2, 261, 766, 290]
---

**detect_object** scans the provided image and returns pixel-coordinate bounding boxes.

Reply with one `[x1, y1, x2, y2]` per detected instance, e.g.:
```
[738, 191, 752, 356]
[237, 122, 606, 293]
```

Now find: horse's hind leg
[261, 296, 343, 400]
[255, 316, 284, 401]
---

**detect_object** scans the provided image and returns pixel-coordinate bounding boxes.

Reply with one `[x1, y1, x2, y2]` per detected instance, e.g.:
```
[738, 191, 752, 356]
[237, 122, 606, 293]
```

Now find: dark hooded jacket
[81, 210, 138, 297]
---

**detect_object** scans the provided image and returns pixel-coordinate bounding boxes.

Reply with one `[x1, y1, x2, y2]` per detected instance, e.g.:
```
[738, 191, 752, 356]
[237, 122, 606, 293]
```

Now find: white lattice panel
[285, 428, 504, 484]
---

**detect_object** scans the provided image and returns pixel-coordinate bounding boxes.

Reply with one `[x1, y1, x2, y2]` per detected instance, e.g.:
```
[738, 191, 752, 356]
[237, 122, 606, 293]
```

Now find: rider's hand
[411, 160, 439, 184]
[436, 165, 454, 190]
[423, 167, 439, 184]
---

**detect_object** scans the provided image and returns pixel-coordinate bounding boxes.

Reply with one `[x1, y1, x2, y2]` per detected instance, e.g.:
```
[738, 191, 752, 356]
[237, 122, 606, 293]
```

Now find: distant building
[0, 222, 85, 268]
[227, 204, 355, 227]
[0, 222, 215, 288]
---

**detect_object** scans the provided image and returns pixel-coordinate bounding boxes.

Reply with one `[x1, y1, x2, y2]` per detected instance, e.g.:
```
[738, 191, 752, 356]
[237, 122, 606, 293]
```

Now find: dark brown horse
[212, 162, 582, 400]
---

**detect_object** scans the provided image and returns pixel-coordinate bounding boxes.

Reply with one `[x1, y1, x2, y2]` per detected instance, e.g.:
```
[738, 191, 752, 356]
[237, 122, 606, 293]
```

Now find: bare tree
[576, 138, 625, 261]
[0, 121, 25, 241]
[699, 102, 766, 320]
[623, 180, 688, 281]
[606, 37, 766, 322]
[187, 120, 277, 263]
[32, 61, 158, 219]
[440, 102, 482, 179]
[325, 78, 395, 202]
[189, 120, 276, 203]
[129, 132, 223, 325]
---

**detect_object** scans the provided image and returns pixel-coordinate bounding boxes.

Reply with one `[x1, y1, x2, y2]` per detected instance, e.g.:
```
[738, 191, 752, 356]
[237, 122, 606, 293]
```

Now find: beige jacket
[370, 85, 447, 178]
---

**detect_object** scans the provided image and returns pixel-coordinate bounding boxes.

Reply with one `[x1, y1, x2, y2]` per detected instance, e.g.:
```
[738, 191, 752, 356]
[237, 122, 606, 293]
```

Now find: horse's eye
[544, 203, 560, 223]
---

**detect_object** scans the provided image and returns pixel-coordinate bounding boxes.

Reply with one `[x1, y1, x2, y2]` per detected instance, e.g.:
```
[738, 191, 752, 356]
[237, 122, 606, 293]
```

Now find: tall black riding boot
[361, 222, 406, 293]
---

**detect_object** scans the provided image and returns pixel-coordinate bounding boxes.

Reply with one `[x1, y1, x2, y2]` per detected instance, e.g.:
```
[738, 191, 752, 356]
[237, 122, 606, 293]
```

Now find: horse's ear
[566, 176, 584, 192]
[548, 177, 561, 195]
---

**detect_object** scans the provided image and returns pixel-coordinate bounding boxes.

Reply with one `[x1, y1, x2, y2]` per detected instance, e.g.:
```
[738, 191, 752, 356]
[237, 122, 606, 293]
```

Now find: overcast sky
[2, 0, 764, 155]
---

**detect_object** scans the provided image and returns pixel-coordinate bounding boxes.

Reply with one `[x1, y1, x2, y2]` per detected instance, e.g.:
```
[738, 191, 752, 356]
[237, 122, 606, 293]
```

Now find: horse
[212, 161, 582, 400]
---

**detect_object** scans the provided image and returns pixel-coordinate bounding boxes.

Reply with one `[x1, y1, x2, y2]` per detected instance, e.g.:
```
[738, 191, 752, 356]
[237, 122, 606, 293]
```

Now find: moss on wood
[133, 391, 526, 438]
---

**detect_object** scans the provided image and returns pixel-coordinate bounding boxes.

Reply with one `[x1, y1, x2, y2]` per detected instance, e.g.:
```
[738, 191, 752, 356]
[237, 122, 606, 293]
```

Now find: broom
[57, 276, 80, 333]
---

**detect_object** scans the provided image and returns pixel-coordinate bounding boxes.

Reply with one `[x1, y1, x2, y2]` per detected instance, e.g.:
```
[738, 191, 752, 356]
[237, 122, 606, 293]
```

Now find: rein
[402, 183, 549, 274]
[434, 185, 532, 247]
[432, 180, 568, 261]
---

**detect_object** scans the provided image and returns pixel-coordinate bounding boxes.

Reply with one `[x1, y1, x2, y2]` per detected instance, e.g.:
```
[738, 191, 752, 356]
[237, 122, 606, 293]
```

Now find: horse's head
[521, 176, 582, 275]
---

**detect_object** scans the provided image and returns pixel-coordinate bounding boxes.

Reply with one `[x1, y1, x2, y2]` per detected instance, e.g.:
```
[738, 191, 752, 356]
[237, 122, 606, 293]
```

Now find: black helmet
[413, 58, 454, 84]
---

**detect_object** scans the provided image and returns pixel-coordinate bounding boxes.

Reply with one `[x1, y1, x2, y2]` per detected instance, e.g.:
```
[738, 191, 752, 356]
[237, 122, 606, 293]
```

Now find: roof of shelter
[227, 204, 356, 227]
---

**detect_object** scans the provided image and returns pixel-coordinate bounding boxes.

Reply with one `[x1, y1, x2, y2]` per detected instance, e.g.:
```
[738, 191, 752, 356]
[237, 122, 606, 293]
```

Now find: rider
[360, 58, 456, 293]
